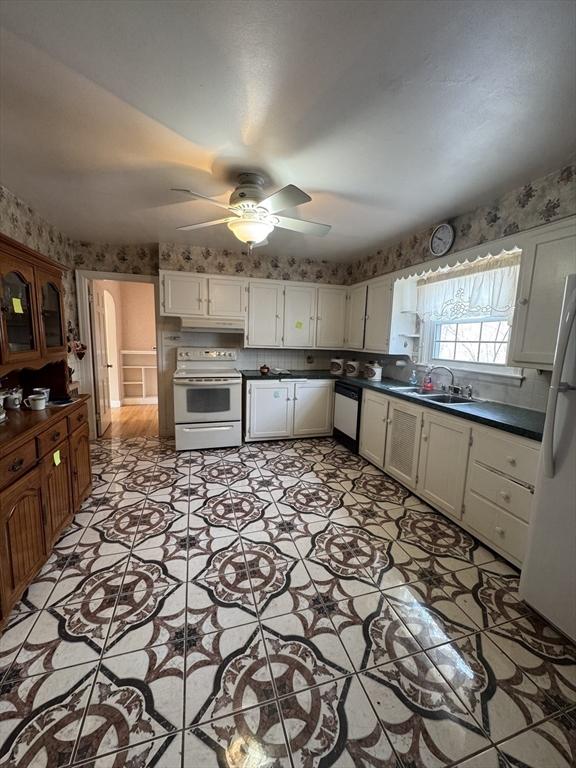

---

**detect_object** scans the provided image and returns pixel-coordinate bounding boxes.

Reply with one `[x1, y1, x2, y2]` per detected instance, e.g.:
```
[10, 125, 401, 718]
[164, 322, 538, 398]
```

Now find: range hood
[180, 316, 245, 333]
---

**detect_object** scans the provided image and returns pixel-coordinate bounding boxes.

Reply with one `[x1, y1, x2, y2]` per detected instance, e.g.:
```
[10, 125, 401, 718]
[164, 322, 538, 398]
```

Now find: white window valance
[415, 252, 520, 321]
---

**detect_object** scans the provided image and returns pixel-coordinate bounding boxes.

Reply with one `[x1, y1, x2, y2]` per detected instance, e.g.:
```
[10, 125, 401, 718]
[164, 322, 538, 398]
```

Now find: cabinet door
[316, 287, 347, 348]
[364, 278, 393, 352]
[359, 391, 389, 468]
[70, 423, 92, 509]
[247, 282, 284, 347]
[36, 268, 66, 356]
[345, 285, 367, 350]
[208, 277, 247, 317]
[509, 221, 576, 368]
[384, 399, 423, 489]
[283, 285, 317, 347]
[417, 411, 471, 518]
[247, 381, 294, 440]
[0, 255, 41, 365]
[161, 271, 207, 316]
[41, 441, 73, 549]
[293, 381, 334, 437]
[0, 467, 46, 617]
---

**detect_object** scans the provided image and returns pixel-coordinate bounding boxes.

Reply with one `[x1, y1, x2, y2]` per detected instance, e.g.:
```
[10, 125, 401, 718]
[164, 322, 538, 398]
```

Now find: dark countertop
[240, 370, 545, 441]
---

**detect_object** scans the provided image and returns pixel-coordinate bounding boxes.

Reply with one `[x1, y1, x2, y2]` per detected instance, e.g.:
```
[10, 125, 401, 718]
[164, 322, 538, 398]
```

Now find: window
[413, 250, 521, 374]
[432, 319, 510, 365]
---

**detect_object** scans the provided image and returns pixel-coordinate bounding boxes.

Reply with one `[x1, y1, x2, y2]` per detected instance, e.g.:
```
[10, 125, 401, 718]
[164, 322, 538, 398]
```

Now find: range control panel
[176, 347, 237, 361]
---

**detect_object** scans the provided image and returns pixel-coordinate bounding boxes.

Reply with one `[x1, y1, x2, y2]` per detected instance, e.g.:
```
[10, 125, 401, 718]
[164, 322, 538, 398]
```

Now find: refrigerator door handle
[543, 284, 576, 479]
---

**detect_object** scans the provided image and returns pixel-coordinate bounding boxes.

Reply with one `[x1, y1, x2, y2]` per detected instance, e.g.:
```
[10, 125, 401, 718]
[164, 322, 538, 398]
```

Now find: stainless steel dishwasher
[333, 380, 362, 452]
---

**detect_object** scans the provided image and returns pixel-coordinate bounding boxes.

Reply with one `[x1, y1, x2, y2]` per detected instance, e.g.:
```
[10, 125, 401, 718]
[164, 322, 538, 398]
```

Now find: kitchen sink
[415, 393, 481, 404]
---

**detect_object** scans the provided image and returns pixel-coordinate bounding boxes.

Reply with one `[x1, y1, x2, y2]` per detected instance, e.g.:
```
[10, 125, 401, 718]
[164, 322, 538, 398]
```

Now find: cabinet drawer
[468, 462, 534, 523]
[464, 490, 529, 564]
[0, 441, 37, 490]
[472, 429, 538, 486]
[68, 403, 88, 433]
[37, 418, 68, 457]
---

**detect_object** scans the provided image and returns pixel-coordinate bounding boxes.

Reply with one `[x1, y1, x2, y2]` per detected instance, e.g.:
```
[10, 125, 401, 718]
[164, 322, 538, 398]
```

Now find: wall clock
[429, 222, 455, 257]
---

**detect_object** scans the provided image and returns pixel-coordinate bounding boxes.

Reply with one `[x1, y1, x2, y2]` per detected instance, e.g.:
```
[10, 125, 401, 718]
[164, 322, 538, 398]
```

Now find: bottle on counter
[408, 369, 419, 386]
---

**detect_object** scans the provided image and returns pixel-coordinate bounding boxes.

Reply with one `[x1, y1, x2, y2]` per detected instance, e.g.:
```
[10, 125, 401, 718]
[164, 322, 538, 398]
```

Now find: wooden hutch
[0, 233, 92, 627]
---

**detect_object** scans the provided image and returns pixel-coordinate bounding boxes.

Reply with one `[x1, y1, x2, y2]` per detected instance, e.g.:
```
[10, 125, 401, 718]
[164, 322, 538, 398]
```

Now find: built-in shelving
[121, 350, 158, 405]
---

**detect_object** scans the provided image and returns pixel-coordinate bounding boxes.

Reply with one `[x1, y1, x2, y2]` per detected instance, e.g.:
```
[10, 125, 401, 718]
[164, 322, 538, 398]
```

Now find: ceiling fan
[171, 173, 331, 249]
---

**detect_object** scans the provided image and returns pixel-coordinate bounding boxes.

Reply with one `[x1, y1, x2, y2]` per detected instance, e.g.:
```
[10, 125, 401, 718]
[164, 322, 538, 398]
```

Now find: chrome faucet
[428, 365, 455, 391]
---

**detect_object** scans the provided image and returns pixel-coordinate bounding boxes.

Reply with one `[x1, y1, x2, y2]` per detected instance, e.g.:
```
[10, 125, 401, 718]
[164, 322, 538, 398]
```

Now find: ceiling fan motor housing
[229, 173, 267, 208]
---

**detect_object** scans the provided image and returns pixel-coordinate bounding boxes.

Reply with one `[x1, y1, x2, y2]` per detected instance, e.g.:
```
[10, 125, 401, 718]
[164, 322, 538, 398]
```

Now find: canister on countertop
[330, 358, 344, 375]
[364, 361, 382, 381]
[344, 359, 360, 377]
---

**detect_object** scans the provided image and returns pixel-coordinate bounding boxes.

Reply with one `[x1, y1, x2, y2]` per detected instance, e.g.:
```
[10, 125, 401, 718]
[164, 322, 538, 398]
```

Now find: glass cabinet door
[2, 269, 37, 355]
[41, 280, 64, 349]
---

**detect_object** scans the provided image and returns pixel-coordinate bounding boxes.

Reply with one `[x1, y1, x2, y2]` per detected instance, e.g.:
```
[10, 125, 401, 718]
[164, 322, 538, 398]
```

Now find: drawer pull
[495, 525, 505, 536]
[422, 434, 428, 442]
[9, 458, 24, 472]
[500, 491, 511, 502]
[76, 413, 84, 422]
[506, 456, 517, 466]
[51, 431, 61, 442]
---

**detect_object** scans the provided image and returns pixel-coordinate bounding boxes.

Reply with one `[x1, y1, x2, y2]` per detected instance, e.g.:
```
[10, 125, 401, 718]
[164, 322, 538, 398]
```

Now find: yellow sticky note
[12, 297, 24, 314]
[295, 320, 303, 329]
[53, 450, 61, 467]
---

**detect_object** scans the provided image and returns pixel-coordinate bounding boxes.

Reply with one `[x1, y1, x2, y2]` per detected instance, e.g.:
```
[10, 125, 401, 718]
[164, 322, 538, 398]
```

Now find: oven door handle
[174, 379, 241, 386]
[180, 425, 235, 432]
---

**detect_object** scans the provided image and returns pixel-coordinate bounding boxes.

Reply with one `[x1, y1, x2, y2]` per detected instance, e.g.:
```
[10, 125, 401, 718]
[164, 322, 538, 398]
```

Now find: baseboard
[122, 397, 158, 405]
[110, 400, 122, 408]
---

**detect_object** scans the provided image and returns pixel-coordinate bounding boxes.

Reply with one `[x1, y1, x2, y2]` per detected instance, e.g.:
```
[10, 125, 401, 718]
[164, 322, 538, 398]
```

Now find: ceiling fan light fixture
[227, 216, 274, 245]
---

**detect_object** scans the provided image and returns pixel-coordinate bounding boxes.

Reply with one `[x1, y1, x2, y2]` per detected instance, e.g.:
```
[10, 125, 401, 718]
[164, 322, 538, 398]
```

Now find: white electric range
[173, 347, 242, 451]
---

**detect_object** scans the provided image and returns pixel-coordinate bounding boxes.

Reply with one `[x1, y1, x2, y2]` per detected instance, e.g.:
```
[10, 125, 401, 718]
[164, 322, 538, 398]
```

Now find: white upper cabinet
[293, 380, 334, 436]
[509, 219, 576, 368]
[208, 277, 246, 317]
[363, 278, 393, 352]
[345, 284, 367, 350]
[384, 399, 422, 488]
[316, 287, 347, 348]
[247, 281, 284, 347]
[359, 390, 389, 468]
[417, 410, 471, 519]
[161, 272, 206, 316]
[283, 285, 317, 347]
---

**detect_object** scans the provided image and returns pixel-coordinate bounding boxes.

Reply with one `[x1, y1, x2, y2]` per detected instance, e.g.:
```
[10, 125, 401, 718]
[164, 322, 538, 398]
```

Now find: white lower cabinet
[359, 391, 389, 468]
[357, 391, 541, 566]
[246, 379, 334, 441]
[416, 411, 471, 519]
[462, 425, 539, 566]
[384, 399, 422, 488]
[247, 380, 293, 440]
[293, 381, 334, 437]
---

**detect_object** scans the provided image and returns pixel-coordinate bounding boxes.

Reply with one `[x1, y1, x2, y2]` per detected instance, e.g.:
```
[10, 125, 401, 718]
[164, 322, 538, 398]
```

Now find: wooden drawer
[471, 428, 539, 486]
[468, 461, 534, 523]
[37, 418, 68, 458]
[464, 490, 529, 565]
[68, 403, 88, 433]
[0, 441, 37, 491]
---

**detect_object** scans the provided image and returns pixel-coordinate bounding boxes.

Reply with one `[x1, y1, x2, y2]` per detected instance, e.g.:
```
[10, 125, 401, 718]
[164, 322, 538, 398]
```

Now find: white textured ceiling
[1, 0, 575, 261]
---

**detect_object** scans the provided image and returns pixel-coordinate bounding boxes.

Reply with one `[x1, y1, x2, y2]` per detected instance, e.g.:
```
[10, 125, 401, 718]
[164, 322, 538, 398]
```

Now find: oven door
[173, 378, 242, 423]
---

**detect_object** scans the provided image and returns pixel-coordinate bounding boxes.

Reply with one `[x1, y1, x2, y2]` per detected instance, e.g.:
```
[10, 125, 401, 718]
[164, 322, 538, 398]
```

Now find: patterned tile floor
[1, 436, 575, 767]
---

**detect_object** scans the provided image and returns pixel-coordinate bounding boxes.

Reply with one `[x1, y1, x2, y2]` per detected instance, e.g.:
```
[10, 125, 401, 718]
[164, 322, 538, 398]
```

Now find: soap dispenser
[408, 369, 419, 386]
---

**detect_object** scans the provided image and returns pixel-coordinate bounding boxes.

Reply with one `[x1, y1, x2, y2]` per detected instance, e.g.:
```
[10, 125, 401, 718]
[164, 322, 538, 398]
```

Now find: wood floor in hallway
[102, 404, 158, 439]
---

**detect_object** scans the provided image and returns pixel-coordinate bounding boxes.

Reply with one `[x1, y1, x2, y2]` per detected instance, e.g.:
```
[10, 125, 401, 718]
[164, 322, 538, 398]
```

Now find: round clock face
[430, 223, 455, 257]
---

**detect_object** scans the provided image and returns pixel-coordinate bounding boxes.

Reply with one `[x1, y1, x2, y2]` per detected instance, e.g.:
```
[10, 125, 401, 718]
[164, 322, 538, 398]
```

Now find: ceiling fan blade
[171, 187, 233, 212]
[260, 184, 311, 213]
[176, 217, 236, 231]
[274, 216, 331, 237]
[253, 239, 269, 248]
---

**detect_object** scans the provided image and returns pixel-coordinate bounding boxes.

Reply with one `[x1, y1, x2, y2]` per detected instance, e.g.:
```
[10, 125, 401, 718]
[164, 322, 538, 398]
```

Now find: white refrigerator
[521, 273, 576, 641]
